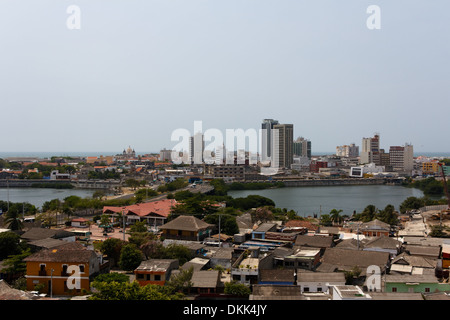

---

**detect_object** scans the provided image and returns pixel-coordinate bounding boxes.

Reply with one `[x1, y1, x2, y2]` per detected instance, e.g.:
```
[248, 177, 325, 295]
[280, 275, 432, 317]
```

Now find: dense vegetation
[404, 176, 450, 197]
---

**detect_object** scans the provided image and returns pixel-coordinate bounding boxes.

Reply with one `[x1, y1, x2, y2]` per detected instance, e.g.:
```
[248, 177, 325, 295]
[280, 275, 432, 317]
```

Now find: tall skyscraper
[293, 137, 312, 159]
[273, 123, 294, 169]
[189, 132, 204, 164]
[261, 119, 279, 161]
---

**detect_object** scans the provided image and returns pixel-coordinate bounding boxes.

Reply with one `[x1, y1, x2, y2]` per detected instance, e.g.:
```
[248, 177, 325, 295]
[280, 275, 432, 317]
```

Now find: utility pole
[7, 179, 9, 212]
[218, 214, 221, 247]
[357, 223, 360, 250]
[50, 268, 54, 298]
[122, 209, 126, 242]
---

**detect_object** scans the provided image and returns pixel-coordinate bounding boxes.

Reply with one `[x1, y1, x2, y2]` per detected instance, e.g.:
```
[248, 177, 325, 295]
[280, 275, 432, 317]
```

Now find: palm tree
[4, 206, 24, 231]
[330, 209, 343, 226]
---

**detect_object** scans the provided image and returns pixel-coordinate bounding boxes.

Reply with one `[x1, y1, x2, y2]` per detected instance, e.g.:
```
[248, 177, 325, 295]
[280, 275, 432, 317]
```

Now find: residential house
[162, 239, 206, 258]
[297, 271, 346, 294]
[189, 270, 223, 294]
[317, 248, 390, 276]
[404, 244, 441, 260]
[250, 285, 304, 300]
[159, 215, 215, 241]
[27, 238, 72, 252]
[335, 238, 368, 250]
[359, 219, 391, 238]
[385, 274, 450, 294]
[21, 228, 77, 244]
[180, 257, 210, 272]
[259, 269, 296, 286]
[231, 250, 272, 285]
[251, 223, 278, 240]
[442, 241, 450, 269]
[271, 247, 321, 271]
[294, 235, 335, 256]
[370, 292, 424, 300]
[23, 242, 102, 296]
[134, 259, 179, 286]
[283, 220, 319, 234]
[390, 252, 437, 275]
[363, 235, 402, 258]
[209, 247, 234, 270]
[331, 285, 372, 300]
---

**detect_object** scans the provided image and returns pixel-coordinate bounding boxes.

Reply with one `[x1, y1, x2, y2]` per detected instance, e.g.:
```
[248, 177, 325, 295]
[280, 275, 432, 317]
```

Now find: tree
[377, 204, 399, 226]
[125, 179, 141, 190]
[204, 214, 239, 236]
[0, 232, 23, 260]
[227, 195, 275, 211]
[224, 281, 251, 296]
[100, 238, 125, 267]
[166, 267, 193, 293]
[130, 221, 148, 233]
[344, 266, 362, 285]
[319, 214, 332, 226]
[89, 281, 184, 300]
[140, 239, 165, 260]
[353, 205, 378, 222]
[330, 209, 343, 226]
[399, 197, 425, 214]
[119, 244, 143, 271]
[250, 206, 274, 223]
[3, 206, 24, 231]
[92, 190, 106, 200]
[161, 244, 192, 266]
[42, 198, 62, 212]
[0, 249, 31, 279]
[92, 272, 130, 284]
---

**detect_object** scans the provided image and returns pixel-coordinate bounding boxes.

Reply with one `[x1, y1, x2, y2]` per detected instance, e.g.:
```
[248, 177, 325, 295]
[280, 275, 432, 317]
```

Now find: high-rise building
[360, 134, 380, 164]
[261, 119, 279, 160]
[159, 148, 172, 162]
[189, 132, 204, 164]
[293, 137, 312, 159]
[273, 123, 294, 169]
[389, 144, 414, 173]
[336, 143, 359, 158]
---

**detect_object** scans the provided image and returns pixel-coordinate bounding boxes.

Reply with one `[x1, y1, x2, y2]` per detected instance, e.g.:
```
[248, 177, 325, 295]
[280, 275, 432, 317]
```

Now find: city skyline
[1, 1, 449, 153]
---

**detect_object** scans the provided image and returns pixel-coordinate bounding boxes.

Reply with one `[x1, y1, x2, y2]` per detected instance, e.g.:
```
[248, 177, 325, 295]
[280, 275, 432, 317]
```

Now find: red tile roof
[285, 220, 320, 231]
[103, 199, 177, 218]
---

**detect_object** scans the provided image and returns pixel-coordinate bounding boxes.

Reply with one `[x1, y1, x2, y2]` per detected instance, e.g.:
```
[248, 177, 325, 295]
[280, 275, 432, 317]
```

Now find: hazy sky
[0, 0, 449, 154]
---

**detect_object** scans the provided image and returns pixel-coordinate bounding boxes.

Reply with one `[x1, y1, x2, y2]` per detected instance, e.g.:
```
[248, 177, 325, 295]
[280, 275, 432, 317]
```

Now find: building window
[136, 273, 144, 280]
[392, 287, 397, 292]
[304, 287, 309, 292]
[425, 288, 430, 293]
[154, 275, 161, 281]
[317, 287, 322, 292]
[79, 265, 85, 273]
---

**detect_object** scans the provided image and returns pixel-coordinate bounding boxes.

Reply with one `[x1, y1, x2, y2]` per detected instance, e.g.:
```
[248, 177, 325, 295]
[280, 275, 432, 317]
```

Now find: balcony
[38, 270, 47, 276]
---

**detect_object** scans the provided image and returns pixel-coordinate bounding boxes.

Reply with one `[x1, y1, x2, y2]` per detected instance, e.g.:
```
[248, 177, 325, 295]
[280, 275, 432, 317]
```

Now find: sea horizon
[0, 151, 450, 159]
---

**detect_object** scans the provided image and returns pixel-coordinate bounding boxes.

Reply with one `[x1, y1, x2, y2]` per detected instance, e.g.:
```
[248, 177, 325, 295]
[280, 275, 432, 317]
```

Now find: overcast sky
[0, 0, 449, 155]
